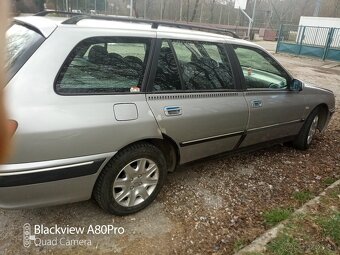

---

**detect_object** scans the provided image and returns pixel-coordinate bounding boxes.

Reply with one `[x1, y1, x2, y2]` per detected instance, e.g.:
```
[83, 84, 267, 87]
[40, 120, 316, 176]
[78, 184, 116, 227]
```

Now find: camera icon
[23, 223, 31, 248]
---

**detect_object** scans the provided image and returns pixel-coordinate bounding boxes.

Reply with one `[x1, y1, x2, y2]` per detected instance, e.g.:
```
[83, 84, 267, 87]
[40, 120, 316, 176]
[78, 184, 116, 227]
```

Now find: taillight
[7, 120, 18, 137]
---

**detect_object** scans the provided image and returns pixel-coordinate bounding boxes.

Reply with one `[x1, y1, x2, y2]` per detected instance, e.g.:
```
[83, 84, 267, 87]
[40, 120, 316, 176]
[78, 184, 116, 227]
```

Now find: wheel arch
[146, 134, 180, 172]
[315, 103, 329, 132]
[104, 135, 180, 173]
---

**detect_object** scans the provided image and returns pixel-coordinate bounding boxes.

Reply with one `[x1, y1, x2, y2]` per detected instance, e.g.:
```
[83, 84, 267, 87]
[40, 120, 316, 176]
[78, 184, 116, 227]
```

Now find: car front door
[146, 39, 248, 163]
[231, 45, 305, 147]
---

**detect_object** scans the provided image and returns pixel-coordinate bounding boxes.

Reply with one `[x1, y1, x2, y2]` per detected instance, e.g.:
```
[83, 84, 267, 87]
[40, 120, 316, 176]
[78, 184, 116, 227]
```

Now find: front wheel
[94, 143, 167, 215]
[293, 108, 320, 150]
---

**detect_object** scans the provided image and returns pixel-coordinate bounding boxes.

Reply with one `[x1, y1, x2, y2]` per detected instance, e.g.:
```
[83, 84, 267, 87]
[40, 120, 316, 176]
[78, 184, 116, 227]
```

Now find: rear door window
[153, 41, 182, 91]
[152, 40, 235, 91]
[55, 37, 151, 94]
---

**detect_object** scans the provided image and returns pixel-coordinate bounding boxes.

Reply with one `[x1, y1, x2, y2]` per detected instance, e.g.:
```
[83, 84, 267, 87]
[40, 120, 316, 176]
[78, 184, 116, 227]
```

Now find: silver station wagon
[1, 12, 335, 215]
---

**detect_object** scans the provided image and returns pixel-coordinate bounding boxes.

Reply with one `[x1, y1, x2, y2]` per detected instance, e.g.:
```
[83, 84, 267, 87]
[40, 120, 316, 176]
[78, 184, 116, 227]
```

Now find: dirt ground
[0, 42, 339, 255]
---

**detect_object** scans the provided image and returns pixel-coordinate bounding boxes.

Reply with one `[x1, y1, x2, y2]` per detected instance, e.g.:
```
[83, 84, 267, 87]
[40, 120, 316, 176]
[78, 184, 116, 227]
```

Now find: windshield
[6, 23, 44, 82]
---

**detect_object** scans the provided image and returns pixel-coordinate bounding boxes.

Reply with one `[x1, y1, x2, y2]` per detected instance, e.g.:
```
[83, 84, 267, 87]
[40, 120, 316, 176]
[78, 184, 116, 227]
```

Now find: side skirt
[177, 136, 296, 168]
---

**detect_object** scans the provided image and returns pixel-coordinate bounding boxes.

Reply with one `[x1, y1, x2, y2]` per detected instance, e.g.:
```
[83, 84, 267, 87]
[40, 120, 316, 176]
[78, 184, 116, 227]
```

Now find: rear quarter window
[55, 37, 151, 94]
[6, 23, 45, 82]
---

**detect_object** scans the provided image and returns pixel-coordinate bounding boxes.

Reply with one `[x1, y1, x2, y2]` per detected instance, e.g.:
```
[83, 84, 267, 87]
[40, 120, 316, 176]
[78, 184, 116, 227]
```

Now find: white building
[297, 16, 340, 47]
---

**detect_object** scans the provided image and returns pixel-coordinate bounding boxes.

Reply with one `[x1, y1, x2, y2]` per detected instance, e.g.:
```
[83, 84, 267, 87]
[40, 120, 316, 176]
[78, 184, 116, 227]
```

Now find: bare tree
[146, 0, 152, 18]
[186, 0, 190, 22]
[336, 0, 340, 16]
[161, 0, 168, 19]
[190, 0, 200, 22]
[209, 0, 216, 23]
[133, 0, 138, 17]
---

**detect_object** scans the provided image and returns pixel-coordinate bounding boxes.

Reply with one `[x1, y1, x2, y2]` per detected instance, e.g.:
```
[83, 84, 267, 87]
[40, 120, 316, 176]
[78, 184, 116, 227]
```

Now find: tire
[94, 143, 167, 215]
[293, 107, 320, 150]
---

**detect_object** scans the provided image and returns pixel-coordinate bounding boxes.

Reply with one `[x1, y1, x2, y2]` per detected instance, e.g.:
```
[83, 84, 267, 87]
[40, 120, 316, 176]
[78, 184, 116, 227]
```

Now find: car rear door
[146, 37, 248, 164]
[231, 44, 305, 147]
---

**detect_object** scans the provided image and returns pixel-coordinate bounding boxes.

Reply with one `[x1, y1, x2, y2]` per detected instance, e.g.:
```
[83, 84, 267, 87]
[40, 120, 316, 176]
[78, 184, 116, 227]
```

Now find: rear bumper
[0, 153, 114, 209]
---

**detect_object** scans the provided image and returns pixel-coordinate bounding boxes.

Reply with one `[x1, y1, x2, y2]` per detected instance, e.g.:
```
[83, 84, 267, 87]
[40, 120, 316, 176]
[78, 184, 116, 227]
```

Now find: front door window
[233, 45, 291, 89]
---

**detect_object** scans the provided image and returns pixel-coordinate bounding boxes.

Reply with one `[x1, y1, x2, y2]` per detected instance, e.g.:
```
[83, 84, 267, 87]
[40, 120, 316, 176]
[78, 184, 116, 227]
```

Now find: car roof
[13, 16, 258, 48]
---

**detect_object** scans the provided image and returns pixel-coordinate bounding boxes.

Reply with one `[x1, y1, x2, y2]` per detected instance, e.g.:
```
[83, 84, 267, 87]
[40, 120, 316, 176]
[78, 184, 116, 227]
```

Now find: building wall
[299, 16, 340, 28]
[297, 16, 340, 48]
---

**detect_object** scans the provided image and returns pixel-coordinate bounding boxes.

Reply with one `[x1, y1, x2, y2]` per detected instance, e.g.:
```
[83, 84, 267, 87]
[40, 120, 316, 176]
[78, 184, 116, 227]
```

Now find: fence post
[276, 24, 283, 53]
[298, 26, 306, 55]
[322, 28, 334, 61]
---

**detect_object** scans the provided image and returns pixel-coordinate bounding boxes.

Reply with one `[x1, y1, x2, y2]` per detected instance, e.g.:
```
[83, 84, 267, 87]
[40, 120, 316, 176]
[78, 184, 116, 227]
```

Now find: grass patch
[329, 191, 340, 199]
[293, 190, 314, 203]
[318, 213, 340, 246]
[261, 185, 340, 255]
[267, 233, 302, 255]
[323, 177, 337, 186]
[263, 208, 293, 227]
[233, 239, 246, 252]
[309, 244, 337, 255]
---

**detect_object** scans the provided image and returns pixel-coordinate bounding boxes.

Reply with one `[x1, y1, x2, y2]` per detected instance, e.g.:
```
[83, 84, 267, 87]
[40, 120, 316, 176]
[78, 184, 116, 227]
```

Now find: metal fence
[276, 24, 340, 62]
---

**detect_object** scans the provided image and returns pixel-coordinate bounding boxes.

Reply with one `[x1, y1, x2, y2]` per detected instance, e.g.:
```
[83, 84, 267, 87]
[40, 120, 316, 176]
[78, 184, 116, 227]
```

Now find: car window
[233, 45, 290, 89]
[173, 40, 234, 90]
[55, 37, 150, 94]
[6, 24, 44, 82]
[84, 43, 146, 60]
[153, 40, 234, 91]
[84, 43, 105, 57]
[153, 41, 182, 91]
[202, 44, 223, 63]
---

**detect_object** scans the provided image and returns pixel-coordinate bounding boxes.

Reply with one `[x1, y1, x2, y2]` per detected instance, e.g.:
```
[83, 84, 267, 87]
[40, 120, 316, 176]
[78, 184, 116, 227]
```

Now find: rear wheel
[293, 108, 320, 150]
[94, 143, 167, 215]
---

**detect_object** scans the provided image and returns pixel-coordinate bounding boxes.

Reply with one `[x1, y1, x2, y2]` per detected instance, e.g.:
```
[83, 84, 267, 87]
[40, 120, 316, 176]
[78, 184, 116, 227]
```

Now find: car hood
[304, 82, 334, 95]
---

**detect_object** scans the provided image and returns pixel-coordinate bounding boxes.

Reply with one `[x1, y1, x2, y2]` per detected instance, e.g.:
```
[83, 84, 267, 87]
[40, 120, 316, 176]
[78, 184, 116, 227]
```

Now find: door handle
[251, 100, 263, 108]
[164, 106, 182, 116]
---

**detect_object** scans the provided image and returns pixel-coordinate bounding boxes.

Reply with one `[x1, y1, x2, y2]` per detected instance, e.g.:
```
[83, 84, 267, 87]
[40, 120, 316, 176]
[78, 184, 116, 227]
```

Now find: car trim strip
[0, 159, 105, 187]
[0, 152, 115, 173]
[179, 119, 303, 148]
[247, 119, 304, 132]
[233, 132, 248, 149]
[148, 92, 239, 100]
[0, 161, 94, 176]
[180, 131, 244, 147]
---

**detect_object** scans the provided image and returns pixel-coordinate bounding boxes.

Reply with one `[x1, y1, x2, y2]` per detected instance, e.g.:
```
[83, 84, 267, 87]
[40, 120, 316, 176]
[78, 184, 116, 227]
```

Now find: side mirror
[290, 79, 303, 91]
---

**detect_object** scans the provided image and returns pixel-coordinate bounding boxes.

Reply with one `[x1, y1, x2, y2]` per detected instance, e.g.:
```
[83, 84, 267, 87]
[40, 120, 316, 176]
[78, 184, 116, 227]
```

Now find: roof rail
[34, 11, 83, 17]
[61, 15, 239, 38]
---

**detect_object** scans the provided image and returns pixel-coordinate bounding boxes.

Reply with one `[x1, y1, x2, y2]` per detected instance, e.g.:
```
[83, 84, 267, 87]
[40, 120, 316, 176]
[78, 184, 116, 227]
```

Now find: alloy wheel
[113, 158, 159, 207]
[307, 115, 319, 145]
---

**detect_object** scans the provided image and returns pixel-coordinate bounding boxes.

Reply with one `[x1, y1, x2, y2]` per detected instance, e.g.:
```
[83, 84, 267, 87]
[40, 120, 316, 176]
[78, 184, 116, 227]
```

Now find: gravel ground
[0, 45, 339, 255]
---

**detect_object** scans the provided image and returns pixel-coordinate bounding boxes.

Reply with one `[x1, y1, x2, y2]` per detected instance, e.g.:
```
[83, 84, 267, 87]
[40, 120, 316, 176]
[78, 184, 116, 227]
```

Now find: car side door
[231, 44, 305, 147]
[145, 38, 249, 164]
